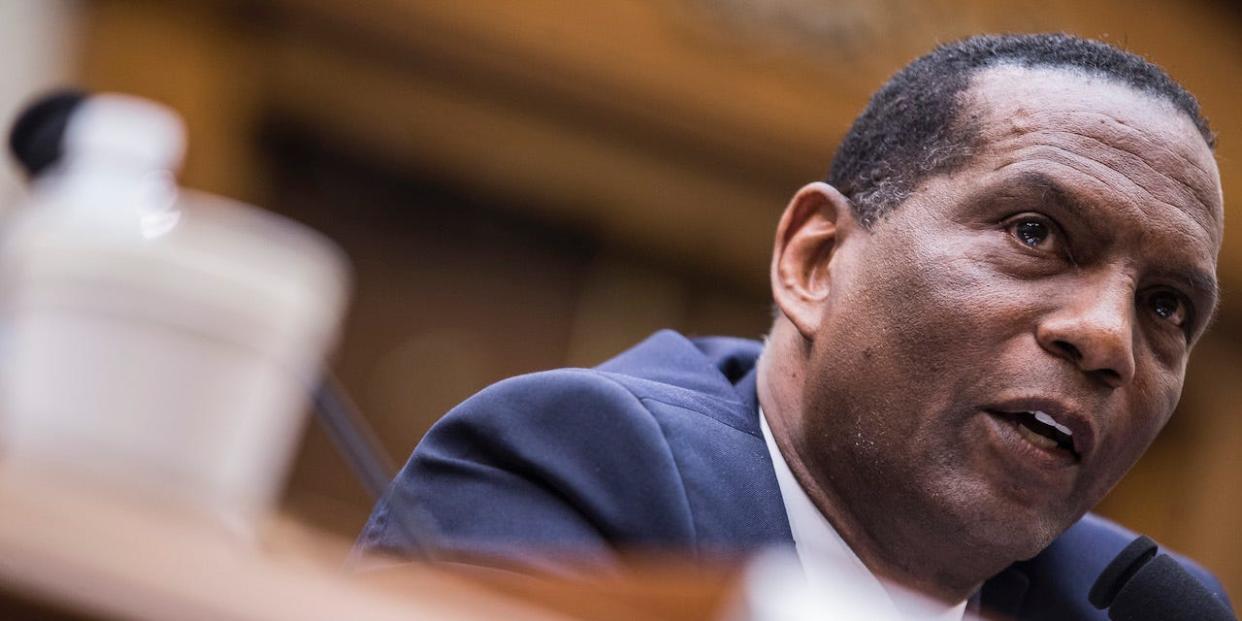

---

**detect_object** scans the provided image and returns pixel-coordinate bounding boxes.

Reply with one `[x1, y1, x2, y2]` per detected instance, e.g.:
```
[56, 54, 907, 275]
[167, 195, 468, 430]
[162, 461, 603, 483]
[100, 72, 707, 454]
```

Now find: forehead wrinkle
[985, 134, 1220, 246]
[1014, 111, 1218, 219]
[968, 66, 1216, 176]
[1047, 127, 1216, 234]
[1100, 111, 1218, 194]
[965, 67, 1222, 218]
[984, 117, 1216, 213]
[990, 144, 1178, 222]
[1022, 102, 1219, 186]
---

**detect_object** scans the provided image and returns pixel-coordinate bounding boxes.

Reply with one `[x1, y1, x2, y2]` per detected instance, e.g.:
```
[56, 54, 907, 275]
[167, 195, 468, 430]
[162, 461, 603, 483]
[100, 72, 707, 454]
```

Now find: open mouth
[990, 409, 1080, 461]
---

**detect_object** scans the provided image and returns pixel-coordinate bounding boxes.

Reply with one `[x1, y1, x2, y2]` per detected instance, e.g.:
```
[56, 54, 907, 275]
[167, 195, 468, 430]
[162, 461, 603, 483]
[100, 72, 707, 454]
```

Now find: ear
[770, 182, 859, 340]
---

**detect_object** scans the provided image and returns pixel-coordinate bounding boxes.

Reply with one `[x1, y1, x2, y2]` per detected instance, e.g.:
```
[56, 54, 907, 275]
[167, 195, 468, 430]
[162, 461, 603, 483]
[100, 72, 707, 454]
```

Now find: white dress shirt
[759, 407, 969, 621]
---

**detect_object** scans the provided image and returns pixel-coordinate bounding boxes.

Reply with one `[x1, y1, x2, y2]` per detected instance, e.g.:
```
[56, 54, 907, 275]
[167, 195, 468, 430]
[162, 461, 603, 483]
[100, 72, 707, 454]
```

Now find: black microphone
[1089, 535, 1235, 621]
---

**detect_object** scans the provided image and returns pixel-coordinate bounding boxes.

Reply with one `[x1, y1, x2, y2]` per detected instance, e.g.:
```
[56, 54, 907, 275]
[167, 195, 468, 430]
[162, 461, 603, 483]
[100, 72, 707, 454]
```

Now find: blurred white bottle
[0, 93, 350, 534]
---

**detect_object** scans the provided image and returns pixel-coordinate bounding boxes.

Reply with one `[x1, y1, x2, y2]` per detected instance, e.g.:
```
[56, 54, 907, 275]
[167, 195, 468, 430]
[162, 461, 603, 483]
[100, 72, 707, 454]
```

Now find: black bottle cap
[8, 89, 88, 178]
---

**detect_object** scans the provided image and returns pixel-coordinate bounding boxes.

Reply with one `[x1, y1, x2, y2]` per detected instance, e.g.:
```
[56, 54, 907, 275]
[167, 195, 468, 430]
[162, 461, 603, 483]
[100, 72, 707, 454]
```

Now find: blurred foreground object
[0, 92, 350, 534]
[728, 548, 1052, 621]
[0, 466, 566, 621]
[0, 89, 742, 621]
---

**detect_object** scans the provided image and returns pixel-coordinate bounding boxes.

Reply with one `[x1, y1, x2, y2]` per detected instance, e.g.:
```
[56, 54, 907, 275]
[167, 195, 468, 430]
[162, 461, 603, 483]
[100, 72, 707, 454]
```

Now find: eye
[1005, 214, 1061, 252]
[1015, 221, 1048, 247]
[1147, 290, 1189, 328]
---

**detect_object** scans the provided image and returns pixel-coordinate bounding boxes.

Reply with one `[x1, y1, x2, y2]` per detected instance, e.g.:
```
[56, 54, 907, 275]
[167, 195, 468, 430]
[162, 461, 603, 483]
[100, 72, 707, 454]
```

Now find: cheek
[802, 234, 1027, 452]
[1073, 350, 1183, 505]
[847, 235, 1031, 378]
[1108, 371, 1181, 464]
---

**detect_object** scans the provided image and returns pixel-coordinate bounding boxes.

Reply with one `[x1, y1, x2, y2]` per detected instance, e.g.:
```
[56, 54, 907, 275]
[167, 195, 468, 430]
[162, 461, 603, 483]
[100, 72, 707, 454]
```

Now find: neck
[757, 321, 993, 605]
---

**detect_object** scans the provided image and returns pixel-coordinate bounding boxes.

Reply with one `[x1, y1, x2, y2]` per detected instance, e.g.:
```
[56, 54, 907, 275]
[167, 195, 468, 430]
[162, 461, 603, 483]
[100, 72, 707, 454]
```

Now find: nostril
[1054, 340, 1082, 362]
[1091, 368, 1123, 387]
[1051, 339, 1125, 387]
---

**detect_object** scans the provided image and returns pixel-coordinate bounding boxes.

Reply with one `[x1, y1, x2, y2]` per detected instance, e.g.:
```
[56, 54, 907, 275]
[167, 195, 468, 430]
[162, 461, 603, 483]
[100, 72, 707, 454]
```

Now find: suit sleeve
[355, 369, 698, 572]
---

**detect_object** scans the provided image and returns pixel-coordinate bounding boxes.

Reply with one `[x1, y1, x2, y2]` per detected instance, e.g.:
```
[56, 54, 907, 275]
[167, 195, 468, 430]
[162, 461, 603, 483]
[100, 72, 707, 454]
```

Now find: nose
[1035, 278, 1137, 388]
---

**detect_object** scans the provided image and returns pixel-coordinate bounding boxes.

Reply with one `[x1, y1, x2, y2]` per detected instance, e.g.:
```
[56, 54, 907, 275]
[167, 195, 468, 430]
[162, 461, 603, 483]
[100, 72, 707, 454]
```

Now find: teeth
[1033, 411, 1073, 436]
[1016, 420, 1060, 449]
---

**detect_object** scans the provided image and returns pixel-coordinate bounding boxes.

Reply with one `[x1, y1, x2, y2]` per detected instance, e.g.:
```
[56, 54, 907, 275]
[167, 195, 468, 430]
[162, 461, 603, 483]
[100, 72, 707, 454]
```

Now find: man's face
[801, 66, 1223, 562]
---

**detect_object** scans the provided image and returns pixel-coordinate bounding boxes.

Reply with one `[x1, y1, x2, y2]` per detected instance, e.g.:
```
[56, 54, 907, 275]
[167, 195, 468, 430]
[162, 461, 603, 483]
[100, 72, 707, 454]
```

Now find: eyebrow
[1011, 172, 1092, 220]
[988, 172, 1109, 245]
[1004, 172, 1221, 321]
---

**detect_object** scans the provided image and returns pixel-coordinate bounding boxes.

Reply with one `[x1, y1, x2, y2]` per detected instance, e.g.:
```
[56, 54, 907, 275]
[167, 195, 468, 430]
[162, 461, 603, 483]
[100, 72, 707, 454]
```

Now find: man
[359, 34, 1231, 619]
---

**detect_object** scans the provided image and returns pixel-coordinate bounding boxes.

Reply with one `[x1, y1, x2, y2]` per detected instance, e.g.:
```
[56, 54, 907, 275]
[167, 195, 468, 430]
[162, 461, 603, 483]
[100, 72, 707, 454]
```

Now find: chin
[965, 502, 1079, 563]
[924, 479, 1082, 566]
[986, 520, 1062, 561]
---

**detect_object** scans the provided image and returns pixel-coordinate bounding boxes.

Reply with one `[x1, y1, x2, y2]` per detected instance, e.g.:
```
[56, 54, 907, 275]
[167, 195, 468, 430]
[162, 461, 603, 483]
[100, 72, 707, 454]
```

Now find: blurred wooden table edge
[0, 465, 571, 621]
[356, 551, 747, 621]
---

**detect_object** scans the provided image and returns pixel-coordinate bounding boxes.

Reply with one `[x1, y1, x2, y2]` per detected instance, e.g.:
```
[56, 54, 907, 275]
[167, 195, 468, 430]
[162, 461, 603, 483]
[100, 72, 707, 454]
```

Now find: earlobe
[770, 182, 856, 341]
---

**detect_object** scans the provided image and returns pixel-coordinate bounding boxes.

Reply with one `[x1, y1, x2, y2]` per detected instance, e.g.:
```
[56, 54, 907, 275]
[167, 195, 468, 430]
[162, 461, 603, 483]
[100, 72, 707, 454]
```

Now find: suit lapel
[975, 566, 1030, 620]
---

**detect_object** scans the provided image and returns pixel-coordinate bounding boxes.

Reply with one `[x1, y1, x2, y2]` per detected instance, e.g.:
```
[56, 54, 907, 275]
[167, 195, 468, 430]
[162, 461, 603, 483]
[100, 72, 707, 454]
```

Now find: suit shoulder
[440, 367, 655, 431]
[476, 367, 643, 403]
[414, 367, 680, 475]
[365, 367, 697, 559]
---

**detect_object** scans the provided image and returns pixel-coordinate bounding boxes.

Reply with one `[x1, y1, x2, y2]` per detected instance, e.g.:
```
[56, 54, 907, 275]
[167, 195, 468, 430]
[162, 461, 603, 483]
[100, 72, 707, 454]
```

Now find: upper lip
[984, 397, 1096, 461]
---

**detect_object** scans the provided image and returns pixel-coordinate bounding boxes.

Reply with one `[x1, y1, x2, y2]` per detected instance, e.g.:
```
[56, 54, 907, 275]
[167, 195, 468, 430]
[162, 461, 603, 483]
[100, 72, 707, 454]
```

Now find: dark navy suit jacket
[359, 330, 1232, 620]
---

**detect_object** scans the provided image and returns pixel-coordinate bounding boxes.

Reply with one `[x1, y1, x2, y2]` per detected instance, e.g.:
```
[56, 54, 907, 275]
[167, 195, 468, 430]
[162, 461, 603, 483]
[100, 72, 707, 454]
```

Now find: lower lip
[983, 410, 1080, 474]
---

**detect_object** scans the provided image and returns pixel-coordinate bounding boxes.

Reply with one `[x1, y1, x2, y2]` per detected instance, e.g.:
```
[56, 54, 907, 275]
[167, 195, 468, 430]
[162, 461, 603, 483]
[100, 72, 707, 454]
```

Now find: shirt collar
[759, 407, 969, 621]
